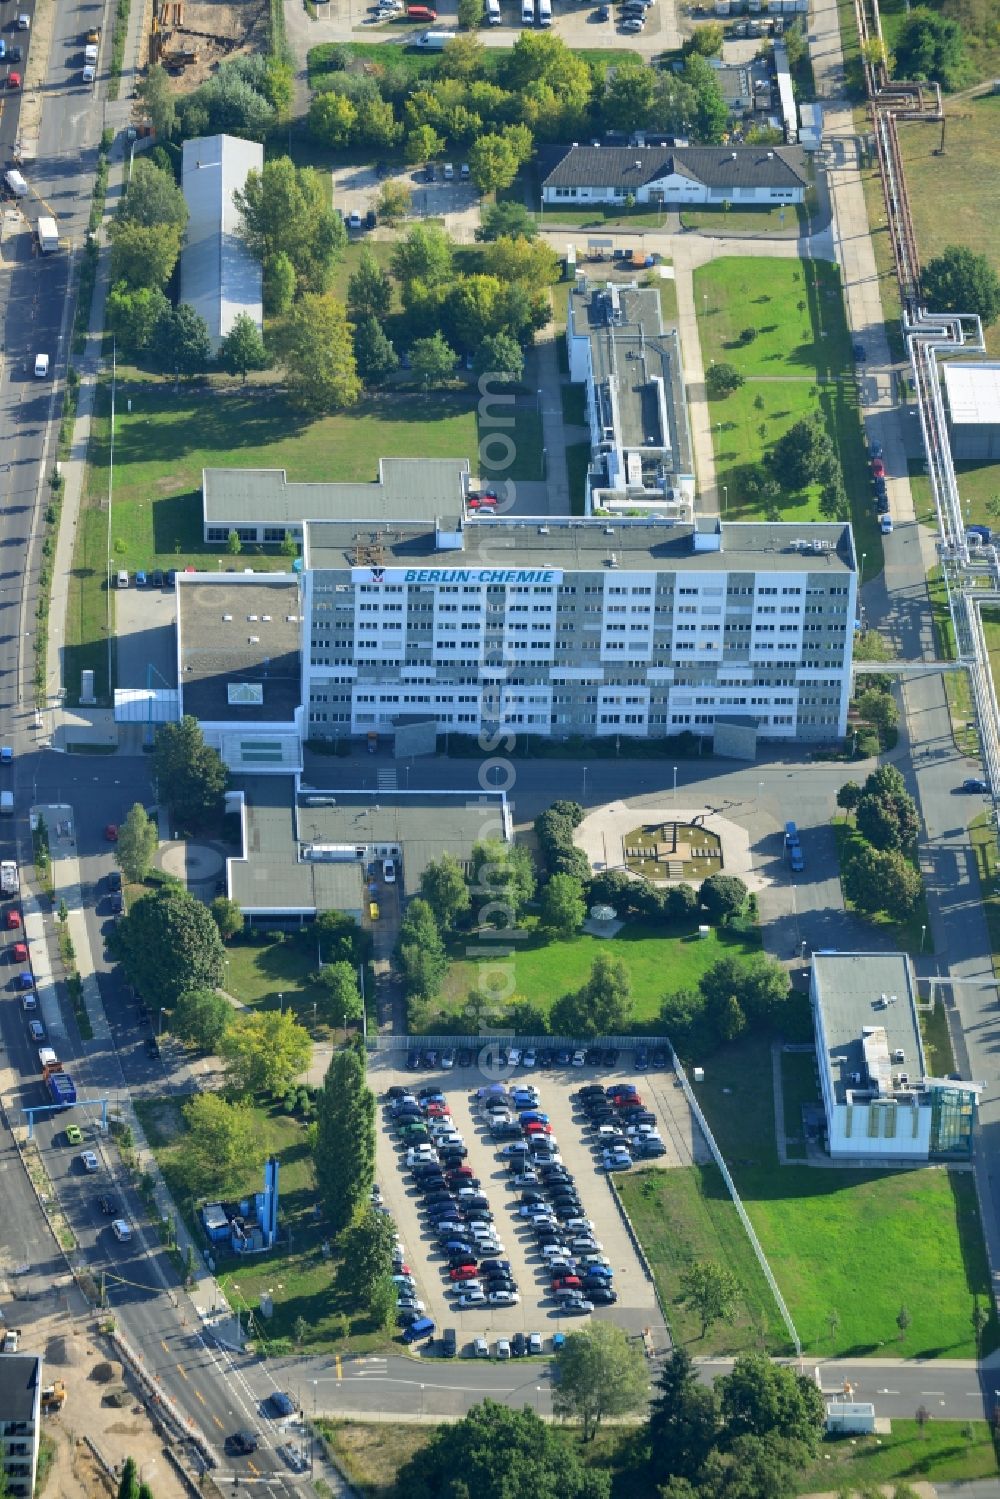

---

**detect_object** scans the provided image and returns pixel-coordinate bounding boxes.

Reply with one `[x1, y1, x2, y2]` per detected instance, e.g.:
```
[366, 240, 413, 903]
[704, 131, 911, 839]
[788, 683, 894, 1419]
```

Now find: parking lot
[372, 1053, 685, 1355]
[331, 162, 481, 239]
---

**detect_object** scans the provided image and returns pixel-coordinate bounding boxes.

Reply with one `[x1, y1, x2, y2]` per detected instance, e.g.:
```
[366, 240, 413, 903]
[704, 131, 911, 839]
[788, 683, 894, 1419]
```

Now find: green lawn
[795, 1421, 999, 1491]
[679, 203, 807, 237]
[780, 1049, 819, 1160]
[656, 272, 678, 325]
[135, 1095, 386, 1354]
[970, 810, 1000, 981]
[909, 454, 1000, 530]
[695, 257, 881, 576]
[695, 258, 851, 378]
[432, 919, 761, 1029]
[694, 1033, 995, 1358]
[308, 40, 642, 88]
[618, 1166, 791, 1356]
[539, 207, 668, 229]
[920, 995, 957, 1078]
[223, 934, 328, 1021]
[927, 564, 979, 758]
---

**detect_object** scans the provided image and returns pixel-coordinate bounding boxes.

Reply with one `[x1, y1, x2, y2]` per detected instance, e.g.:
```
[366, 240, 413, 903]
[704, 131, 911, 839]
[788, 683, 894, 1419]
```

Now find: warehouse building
[180, 134, 263, 356]
[566, 278, 694, 518]
[810, 952, 979, 1162]
[942, 362, 1000, 460]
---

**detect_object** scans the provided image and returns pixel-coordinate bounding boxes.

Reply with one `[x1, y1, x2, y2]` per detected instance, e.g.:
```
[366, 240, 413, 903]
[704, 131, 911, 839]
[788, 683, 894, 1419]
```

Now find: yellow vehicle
[41, 1381, 66, 1412]
[369, 901, 380, 921]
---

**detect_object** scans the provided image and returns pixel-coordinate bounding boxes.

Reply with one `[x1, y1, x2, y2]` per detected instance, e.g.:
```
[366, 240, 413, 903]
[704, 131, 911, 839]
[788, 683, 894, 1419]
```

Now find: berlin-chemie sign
[351, 567, 563, 586]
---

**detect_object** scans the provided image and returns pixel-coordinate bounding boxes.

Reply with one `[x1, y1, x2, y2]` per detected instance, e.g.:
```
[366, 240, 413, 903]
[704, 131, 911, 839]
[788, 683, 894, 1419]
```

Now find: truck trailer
[45, 1068, 76, 1108]
[1, 860, 18, 896]
[37, 216, 59, 253]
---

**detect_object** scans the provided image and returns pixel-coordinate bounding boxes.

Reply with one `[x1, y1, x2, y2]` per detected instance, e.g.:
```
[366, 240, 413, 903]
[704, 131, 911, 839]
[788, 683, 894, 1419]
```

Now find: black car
[439, 1148, 468, 1165]
[602, 1048, 619, 1066]
[442, 1327, 457, 1357]
[387, 1085, 410, 1101]
[853, 342, 866, 361]
[229, 1431, 259, 1455]
[150, 569, 164, 588]
[462, 1207, 493, 1223]
[145, 1037, 160, 1059]
[456, 1049, 472, 1067]
[585, 1047, 603, 1065]
[587, 1287, 618, 1305]
[492, 1121, 521, 1139]
[650, 1050, 668, 1068]
[537, 1049, 554, 1067]
[96, 1194, 117, 1215]
[268, 1391, 296, 1418]
[636, 1140, 666, 1158]
[634, 1048, 649, 1069]
[595, 4, 610, 17]
[365, 208, 377, 229]
[485, 1276, 517, 1294]
[460, 1194, 489, 1210]
[554, 1049, 572, 1066]
[165, 569, 176, 588]
[511, 1332, 527, 1357]
[8, 45, 21, 62]
[405, 1052, 420, 1070]
[107, 869, 123, 892]
[109, 892, 124, 915]
[579, 1085, 605, 1100]
[876, 494, 890, 515]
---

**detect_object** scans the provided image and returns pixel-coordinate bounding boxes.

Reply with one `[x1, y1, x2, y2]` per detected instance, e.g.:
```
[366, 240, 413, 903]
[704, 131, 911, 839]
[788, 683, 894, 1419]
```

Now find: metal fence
[673, 1055, 801, 1355]
[369, 1034, 674, 1052]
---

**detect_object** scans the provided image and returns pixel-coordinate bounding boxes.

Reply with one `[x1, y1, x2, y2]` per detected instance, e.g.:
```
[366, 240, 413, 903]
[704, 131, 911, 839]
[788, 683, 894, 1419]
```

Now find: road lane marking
[248, 1461, 260, 1476]
[175, 1364, 189, 1381]
[213, 1415, 224, 1430]
[336, 1355, 342, 1380]
[195, 1389, 206, 1404]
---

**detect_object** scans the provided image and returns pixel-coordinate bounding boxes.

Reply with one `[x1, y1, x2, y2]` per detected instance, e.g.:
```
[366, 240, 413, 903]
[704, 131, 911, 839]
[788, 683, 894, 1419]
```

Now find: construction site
[146, 0, 268, 89]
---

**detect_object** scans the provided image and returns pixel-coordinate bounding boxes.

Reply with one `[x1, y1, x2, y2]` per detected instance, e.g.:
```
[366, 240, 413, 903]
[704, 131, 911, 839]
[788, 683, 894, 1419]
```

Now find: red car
[104, 824, 119, 842]
[405, 4, 436, 15]
[5, 909, 20, 929]
[12, 942, 27, 962]
[7, 72, 20, 90]
[426, 1103, 451, 1118]
[871, 458, 885, 478]
[552, 1274, 582, 1292]
[447, 1166, 473, 1181]
[467, 496, 498, 511]
[523, 1120, 553, 1135]
[613, 1094, 642, 1110]
[449, 1264, 479, 1281]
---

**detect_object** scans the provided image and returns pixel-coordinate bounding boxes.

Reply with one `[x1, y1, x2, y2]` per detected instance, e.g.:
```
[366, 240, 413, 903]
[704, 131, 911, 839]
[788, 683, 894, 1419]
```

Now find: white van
[116, 569, 129, 588]
[486, 0, 501, 21]
[0, 791, 12, 816]
[536, 0, 551, 23]
[521, 0, 533, 21]
[5, 170, 27, 198]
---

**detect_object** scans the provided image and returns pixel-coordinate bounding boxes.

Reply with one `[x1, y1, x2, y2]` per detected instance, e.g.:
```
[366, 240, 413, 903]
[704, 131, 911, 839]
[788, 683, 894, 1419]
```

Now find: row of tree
[390, 1345, 834, 1499]
[308, 34, 731, 188]
[836, 765, 923, 924]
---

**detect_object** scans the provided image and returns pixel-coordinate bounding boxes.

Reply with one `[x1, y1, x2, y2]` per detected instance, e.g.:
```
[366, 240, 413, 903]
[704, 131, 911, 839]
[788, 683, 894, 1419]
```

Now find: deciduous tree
[699, 873, 748, 924]
[154, 716, 229, 825]
[680, 1260, 742, 1338]
[183, 1093, 263, 1195]
[347, 247, 393, 322]
[274, 292, 360, 414]
[135, 64, 177, 139]
[922, 244, 1000, 327]
[152, 303, 212, 377]
[218, 313, 268, 383]
[171, 986, 233, 1052]
[477, 201, 538, 242]
[420, 853, 471, 930]
[210, 896, 243, 941]
[552, 1322, 649, 1440]
[235, 158, 347, 294]
[539, 872, 586, 937]
[109, 221, 183, 291]
[117, 158, 189, 231]
[717, 1352, 825, 1450]
[410, 331, 458, 386]
[706, 362, 745, 399]
[115, 885, 226, 1006]
[316, 960, 363, 1028]
[115, 802, 157, 883]
[221, 1009, 311, 1097]
[468, 839, 536, 927]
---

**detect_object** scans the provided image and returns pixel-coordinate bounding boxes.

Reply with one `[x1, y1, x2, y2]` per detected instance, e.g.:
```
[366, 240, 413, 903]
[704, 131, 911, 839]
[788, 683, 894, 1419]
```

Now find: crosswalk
[377, 770, 398, 791]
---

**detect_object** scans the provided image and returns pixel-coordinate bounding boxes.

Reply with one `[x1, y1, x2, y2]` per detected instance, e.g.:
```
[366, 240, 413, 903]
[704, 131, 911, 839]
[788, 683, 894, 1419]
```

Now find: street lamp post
[672, 766, 677, 806]
[157, 1007, 166, 1038]
[278, 992, 284, 1014]
[722, 483, 728, 515]
[920, 924, 926, 952]
[582, 765, 588, 801]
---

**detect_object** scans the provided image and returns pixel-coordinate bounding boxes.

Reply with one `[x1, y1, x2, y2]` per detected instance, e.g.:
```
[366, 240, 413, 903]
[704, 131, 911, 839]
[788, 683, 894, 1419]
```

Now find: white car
[34, 354, 49, 377]
[347, 211, 362, 229]
[540, 1244, 570, 1260]
[561, 1218, 595, 1235]
[457, 1290, 486, 1308]
[80, 1150, 99, 1172]
[406, 1147, 436, 1165]
[487, 1290, 519, 1307]
[383, 858, 396, 883]
[450, 1279, 482, 1296]
[528, 1332, 542, 1354]
[512, 1172, 539, 1188]
[496, 1337, 511, 1358]
[474, 1336, 489, 1357]
[507, 1048, 522, 1067]
[112, 1218, 132, 1242]
[571, 1049, 587, 1067]
[397, 1296, 425, 1312]
[522, 1050, 537, 1068]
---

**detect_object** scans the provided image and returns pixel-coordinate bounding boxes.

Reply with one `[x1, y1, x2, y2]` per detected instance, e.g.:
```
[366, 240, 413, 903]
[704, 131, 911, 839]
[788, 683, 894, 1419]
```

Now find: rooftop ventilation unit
[222, 613, 232, 622]
[247, 614, 258, 622]
[248, 635, 259, 644]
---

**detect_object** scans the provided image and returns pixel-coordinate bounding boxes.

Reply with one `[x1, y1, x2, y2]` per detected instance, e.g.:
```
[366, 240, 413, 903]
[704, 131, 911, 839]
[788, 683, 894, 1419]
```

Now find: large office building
[302, 514, 856, 744]
[0, 1355, 41, 1498]
[810, 952, 978, 1161]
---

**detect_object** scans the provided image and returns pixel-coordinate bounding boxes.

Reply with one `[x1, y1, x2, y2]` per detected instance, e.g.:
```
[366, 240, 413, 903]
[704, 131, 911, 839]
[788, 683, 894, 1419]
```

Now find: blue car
[518, 1111, 549, 1125]
[0, 41, 7, 59]
[580, 1264, 613, 1280]
[442, 1239, 474, 1256]
[512, 1091, 538, 1107]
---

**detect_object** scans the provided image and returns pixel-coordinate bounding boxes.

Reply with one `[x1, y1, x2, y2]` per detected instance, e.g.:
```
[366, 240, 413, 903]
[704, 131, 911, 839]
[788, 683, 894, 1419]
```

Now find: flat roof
[178, 577, 301, 723]
[813, 952, 924, 1105]
[203, 458, 469, 530]
[0, 1353, 40, 1421]
[306, 518, 854, 575]
[229, 781, 506, 915]
[229, 777, 365, 914]
[575, 281, 693, 475]
[942, 362, 1000, 427]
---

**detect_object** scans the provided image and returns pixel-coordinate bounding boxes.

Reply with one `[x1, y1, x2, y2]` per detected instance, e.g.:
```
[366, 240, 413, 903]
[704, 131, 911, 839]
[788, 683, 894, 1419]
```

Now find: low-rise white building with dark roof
[540, 143, 808, 208]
